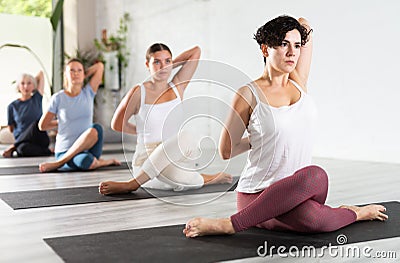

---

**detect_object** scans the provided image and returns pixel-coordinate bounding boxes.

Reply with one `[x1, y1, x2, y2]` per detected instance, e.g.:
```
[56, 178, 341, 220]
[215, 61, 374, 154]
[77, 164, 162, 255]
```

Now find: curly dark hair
[146, 43, 172, 62]
[254, 15, 310, 64]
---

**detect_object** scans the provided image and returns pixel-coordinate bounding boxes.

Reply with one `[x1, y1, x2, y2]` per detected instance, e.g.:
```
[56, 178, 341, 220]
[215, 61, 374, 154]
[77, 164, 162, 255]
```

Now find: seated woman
[38, 59, 120, 172]
[2, 71, 51, 157]
[99, 44, 232, 194]
[183, 16, 387, 238]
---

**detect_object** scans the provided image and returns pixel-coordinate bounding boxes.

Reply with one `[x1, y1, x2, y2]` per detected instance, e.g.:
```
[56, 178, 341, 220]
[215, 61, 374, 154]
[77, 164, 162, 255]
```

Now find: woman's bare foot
[340, 204, 388, 221]
[89, 158, 121, 170]
[183, 217, 235, 238]
[39, 161, 62, 172]
[2, 145, 16, 158]
[203, 172, 233, 185]
[99, 180, 137, 195]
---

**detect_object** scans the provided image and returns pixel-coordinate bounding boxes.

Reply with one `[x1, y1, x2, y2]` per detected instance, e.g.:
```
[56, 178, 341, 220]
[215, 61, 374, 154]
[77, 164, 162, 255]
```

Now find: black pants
[14, 121, 51, 157]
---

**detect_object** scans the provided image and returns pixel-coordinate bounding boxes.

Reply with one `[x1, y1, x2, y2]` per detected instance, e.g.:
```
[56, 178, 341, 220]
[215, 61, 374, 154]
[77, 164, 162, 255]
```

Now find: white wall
[95, 0, 400, 164]
[0, 14, 52, 125]
[63, 0, 78, 57]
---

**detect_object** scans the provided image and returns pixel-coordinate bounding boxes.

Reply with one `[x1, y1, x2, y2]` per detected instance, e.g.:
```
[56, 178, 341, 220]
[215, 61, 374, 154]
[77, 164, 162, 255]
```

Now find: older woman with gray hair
[3, 71, 51, 157]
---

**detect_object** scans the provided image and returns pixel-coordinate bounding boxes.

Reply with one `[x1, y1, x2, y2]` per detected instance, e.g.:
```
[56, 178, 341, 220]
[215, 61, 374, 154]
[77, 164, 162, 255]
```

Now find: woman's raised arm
[171, 46, 201, 93]
[86, 62, 104, 93]
[290, 17, 313, 91]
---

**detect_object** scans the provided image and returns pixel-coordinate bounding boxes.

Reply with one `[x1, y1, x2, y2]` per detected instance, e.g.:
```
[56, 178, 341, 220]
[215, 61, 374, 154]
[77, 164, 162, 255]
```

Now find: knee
[303, 165, 328, 184]
[89, 124, 103, 140]
[73, 154, 94, 170]
[176, 130, 199, 156]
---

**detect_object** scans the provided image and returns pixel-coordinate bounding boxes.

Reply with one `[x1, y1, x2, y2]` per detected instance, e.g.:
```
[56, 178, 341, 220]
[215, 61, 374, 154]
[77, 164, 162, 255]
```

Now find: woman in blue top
[3, 71, 51, 157]
[38, 59, 120, 172]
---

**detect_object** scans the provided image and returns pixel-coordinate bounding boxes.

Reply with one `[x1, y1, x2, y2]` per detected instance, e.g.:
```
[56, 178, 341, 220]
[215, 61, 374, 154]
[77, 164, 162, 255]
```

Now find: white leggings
[133, 131, 204, 191]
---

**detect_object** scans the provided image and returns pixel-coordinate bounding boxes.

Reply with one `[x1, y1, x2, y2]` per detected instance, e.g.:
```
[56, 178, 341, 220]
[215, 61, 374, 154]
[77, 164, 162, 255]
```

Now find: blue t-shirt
[7, 92, 43, 140]
[48, 84, 95, 153]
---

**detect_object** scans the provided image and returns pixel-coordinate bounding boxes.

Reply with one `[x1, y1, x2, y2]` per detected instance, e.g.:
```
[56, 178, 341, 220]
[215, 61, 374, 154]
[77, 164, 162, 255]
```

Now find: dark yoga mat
[0, 162, 129, 176]
[102, 148, 134, 154]
[0, 181, 237, 209]
[44, 201, 400, 263]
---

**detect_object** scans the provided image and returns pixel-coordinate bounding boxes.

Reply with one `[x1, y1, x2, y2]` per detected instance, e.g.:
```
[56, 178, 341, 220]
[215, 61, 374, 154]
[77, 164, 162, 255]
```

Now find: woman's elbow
[110, 121, 119, 132]
[110, 118, 122, 132]
[219, 147, 232, 160]
[38, 120, 45, 131]
[193, 46, 201, 59]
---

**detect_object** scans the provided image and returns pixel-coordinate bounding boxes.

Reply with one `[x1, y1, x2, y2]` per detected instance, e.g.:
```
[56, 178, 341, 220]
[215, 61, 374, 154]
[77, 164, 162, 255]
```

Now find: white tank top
[236, 80, 318, 193]
[135, 82, 183, 144]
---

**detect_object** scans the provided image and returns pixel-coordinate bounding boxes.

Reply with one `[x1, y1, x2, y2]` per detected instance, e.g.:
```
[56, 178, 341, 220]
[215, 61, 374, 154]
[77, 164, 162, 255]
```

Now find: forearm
[172, 46, 201, 68]
[112, 122, 137, 135]
[122, 123, 137, 135]
[87, 62, 104, 92]
[38, 112, 58, 131]
[111, 115, 137, 135]
[39, 120, 58, 131]
[85, 62, 103, 78]
[35, 71, 44, 95]
[219, 135, 251, 160]
[299, 17, 313, 45]
[229, 137, 251, 158]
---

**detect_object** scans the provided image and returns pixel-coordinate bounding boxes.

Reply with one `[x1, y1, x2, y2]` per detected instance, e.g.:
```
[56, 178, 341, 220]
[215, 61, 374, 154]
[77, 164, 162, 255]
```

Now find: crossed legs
[2, 121, 51, 158]
[39, 124, 119, 172]
[99, 131, 232, 195]
[183, 165, 388, 237]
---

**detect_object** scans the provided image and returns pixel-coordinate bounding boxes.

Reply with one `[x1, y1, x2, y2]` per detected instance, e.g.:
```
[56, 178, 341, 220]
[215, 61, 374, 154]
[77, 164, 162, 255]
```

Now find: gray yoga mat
[0, 181, 237, 209]
[0, 161, 129, 176]
[44, 201, 400, 263]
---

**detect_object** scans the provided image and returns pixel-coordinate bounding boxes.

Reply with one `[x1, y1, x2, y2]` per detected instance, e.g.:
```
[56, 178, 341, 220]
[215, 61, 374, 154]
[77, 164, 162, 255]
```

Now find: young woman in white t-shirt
[183, 15, 388, 238]
[99, 44, 232, 194]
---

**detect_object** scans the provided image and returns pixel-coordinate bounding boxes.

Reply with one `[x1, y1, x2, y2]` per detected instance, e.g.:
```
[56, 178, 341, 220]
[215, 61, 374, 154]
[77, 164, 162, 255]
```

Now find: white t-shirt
[236, 80, 318, 193]
[134, 82, 183, 144]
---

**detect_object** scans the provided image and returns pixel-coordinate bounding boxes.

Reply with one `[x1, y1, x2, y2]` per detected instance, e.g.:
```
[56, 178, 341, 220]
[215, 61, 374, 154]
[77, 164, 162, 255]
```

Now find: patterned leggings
[231, 165, 357, 233]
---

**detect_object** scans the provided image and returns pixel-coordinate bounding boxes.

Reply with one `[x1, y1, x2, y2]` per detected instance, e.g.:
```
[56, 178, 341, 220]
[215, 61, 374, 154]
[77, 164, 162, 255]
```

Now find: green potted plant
[94, 12, 130, 91]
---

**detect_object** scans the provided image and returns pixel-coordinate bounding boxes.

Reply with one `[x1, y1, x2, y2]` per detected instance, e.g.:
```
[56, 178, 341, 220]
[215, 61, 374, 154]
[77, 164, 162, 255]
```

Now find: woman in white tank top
[184, 16, 387, 238]
[99, 44, 232, 194]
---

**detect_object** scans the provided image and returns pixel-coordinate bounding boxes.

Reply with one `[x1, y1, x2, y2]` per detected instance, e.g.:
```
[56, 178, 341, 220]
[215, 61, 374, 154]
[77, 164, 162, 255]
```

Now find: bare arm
[171, 46, 201, 94]
[38, 111, 58, 131]
[219, 86, 253, 160]
[35, 71, 45, 96]
[289, 17, 313, 92]
[86, 62, 104, 93]
[111, 85, 140, 135]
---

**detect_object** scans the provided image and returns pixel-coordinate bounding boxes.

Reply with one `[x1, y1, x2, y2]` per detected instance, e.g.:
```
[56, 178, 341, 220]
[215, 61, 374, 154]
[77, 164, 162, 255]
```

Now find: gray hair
[16, 73, 37, 92]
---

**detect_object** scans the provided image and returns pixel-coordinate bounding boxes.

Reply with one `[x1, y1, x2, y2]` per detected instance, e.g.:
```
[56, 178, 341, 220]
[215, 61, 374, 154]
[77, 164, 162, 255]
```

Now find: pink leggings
[231, 165, 357, 233]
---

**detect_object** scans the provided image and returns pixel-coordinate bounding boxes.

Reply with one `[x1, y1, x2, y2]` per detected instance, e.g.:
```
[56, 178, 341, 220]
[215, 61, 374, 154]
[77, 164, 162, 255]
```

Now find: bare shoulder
[122, 84, 142, 114]
[130, 84, 142, 101]
[235, 83, 257, 110]
[289, 77, 307, 93]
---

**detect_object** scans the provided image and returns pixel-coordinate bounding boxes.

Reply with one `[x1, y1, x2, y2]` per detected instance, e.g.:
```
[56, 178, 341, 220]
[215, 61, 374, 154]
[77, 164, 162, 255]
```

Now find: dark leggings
[14, 121, 51, 157]
[55, 124, 103, 171]
[231, 165, 357, 233]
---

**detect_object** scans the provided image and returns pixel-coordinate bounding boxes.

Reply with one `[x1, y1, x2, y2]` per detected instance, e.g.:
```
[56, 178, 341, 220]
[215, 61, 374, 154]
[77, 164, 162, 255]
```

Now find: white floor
[0, 144, 399, 263]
